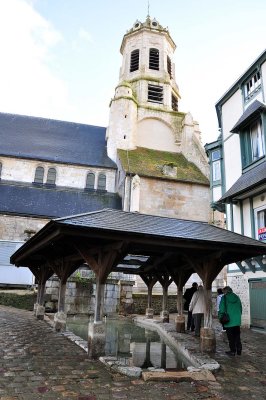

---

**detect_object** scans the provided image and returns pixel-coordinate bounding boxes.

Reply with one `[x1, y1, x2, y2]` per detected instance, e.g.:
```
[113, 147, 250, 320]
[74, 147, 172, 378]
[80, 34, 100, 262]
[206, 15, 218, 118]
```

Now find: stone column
[95, 276, 105, 322]
[146, 283, 154, 319]
[118, 280, 134, 316]
[54, 279, 67, 332]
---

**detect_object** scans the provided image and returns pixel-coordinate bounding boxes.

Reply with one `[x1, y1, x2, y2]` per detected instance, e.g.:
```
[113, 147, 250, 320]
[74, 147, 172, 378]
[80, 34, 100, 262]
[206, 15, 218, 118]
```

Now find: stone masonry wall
[45, 277, 133, 315]
[0, 215, 48, 241]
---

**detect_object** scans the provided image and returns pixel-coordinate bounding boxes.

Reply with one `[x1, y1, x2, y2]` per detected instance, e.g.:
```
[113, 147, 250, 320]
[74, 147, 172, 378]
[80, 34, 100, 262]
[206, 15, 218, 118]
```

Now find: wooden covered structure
[11, 209, 266, 324]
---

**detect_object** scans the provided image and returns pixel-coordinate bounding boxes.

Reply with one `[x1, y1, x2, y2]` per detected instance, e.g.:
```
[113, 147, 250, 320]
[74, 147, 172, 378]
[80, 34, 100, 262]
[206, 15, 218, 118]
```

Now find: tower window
[149, 48, 159, 70]
[130, 49, 139, 72]
[46, 168, 56, 185]
[85, 173, 95, 190]
[167, 56, 172, 78]
[34, 166, 44, 184]
[172, 94, 178, 111]
[98, 174, 106, 191]
[148, 84, 163, 104]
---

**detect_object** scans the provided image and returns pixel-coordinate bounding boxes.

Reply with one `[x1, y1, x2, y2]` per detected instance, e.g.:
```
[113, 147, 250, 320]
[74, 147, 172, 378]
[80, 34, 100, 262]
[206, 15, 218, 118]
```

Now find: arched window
[85, 173, 95, 190]
[0, 162, 2, 179]
[34, 166, 44, 184]
[46, 168, 56, 185]
[98, 174, 106, 191]
[130, 49, 139, 72]
[149, 48, 159, 70]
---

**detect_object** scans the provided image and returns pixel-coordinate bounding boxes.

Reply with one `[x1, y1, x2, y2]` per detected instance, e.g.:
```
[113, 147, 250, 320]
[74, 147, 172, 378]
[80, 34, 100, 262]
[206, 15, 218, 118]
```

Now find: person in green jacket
[218, 286, 242, 356]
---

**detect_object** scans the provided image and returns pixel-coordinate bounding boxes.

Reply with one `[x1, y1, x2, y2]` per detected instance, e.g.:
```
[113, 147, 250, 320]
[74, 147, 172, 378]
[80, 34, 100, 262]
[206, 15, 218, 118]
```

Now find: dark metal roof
[218, 160, 266, 203]
[230, 100, 266, 133]
[0, 182, 122, 218]
[10, 209, 266, 280]
[0, 112, 116, 169]
[56, 208, 266, 249]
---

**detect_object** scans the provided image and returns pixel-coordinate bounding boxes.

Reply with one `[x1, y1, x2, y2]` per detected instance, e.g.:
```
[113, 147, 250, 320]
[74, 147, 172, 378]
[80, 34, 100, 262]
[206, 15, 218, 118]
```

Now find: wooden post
[95, 276, 105, 322]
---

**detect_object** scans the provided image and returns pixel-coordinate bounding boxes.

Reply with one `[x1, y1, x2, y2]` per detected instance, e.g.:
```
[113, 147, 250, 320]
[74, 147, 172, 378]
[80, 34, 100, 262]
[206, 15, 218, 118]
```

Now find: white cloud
[0, 0, 73, 120]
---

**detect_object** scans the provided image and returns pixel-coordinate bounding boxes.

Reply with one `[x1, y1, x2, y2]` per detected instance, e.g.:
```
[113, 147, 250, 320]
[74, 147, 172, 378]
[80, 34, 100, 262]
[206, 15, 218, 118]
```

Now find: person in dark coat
[183, 282, 198, 331]
[218, 286, 242, 356]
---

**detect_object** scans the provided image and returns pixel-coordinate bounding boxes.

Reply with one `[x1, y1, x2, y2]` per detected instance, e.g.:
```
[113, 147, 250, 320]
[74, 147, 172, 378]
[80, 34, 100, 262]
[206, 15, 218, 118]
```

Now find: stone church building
[0, 16, 213, 294]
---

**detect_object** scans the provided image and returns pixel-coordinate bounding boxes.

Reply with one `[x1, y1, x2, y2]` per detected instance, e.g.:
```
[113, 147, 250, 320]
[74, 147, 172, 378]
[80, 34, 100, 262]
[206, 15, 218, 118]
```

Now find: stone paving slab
[0, 306, 265, 399]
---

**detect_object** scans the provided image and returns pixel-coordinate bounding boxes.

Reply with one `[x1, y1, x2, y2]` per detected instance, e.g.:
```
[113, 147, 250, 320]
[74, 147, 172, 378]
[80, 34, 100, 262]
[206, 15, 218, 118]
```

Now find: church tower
[106, 15, 208, 177]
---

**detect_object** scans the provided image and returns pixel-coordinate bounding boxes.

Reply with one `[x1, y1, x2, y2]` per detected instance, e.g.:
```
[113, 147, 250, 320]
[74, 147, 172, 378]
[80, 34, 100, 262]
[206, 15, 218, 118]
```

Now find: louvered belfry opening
[172, 94, 178, 111]
[148, 84, 163, 103]
[130, 49, 139, 72]
[149, 48, 159, 70]
[167, 56, 172, 78]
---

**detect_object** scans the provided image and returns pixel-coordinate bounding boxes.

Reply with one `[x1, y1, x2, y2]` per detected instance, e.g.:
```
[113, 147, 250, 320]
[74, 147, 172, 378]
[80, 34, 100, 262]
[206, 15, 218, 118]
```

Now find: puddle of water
[67, 316, 190, 371]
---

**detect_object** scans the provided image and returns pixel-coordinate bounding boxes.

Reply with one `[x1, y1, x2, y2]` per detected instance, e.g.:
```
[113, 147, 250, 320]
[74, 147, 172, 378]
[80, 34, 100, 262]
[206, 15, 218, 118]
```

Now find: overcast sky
[0, 0, 265, 145]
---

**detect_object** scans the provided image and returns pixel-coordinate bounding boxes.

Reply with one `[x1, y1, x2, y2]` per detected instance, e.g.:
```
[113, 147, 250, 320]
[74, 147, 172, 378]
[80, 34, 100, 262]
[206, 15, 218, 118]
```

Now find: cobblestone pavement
[0, 306, 265, 400]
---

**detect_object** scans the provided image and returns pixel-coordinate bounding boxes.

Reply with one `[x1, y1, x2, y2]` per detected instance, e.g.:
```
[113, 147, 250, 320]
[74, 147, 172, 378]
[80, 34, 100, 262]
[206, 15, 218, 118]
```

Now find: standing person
[218, 286, 242, 356]
[189, 285, 206, 337]
[216, 288, 224, 316]
[183, 282, 198, 331]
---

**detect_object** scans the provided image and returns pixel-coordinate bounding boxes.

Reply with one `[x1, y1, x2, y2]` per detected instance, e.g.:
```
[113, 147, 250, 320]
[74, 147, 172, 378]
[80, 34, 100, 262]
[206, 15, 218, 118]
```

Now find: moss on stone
[117, 147, 209, 185]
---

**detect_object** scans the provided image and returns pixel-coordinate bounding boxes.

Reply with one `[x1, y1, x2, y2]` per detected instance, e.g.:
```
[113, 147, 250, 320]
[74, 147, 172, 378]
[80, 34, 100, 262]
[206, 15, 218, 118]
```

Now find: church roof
[0, 181, 122, 219]
[117, 147, 209, 185]
[0, 112, 116, 169]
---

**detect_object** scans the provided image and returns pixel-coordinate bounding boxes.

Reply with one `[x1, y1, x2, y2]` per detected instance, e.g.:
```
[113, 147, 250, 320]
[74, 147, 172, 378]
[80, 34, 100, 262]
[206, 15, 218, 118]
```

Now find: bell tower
[106, 16, 181, 162]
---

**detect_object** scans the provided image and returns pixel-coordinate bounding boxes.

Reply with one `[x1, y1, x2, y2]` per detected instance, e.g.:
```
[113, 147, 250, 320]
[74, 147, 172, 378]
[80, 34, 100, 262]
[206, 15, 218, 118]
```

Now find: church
[0, 15, 212, 290]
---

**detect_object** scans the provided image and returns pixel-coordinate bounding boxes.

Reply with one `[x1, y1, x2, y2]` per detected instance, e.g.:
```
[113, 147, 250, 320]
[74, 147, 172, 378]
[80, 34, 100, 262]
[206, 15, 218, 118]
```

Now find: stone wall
[0, 215, 48, 241]
[45, 277, 134, 316]
[132, 294, 178, 315]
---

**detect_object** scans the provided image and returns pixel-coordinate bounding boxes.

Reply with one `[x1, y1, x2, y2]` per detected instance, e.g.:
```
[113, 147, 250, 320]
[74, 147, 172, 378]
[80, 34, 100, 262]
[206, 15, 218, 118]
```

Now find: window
[148, 84, 163, 104]
[244, 71, 261, 102]
[167, 56, 172, 78]
[85, 173, 95, 190]
[98, 174, 106, 190]
[250, 120, 265, 161]
[240, 119, 265, 168]
[0, 162, 2, 179]
[34, 166, 44, 184]
[46, 168, 56, 185]
[171, 94, 178, 111]
[130, 49, 139, 72]
[149, 48, 159, 70]
[211, 150, 221, 182]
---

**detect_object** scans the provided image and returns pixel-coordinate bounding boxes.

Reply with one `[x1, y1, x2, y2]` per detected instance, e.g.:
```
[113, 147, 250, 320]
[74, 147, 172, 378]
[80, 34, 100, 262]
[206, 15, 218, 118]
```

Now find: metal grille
[149, 48, 159, 70]
[130, 49, 139, 72]
[148, 84, 163, 103]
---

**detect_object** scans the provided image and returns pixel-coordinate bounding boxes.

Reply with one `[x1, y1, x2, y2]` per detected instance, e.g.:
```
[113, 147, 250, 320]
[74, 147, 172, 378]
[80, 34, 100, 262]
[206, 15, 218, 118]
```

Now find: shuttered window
[46, 168, 56, 185]
[34, 166, 44, 184]
[167, 56, 172, 78]
[98, 174, 106, 190]
[149, 48, 159, 70]
[172, 94, 178, 111]
[130, 49, 139, 72]
[148, 84, 163, 104]
[86, 173, 95, 190]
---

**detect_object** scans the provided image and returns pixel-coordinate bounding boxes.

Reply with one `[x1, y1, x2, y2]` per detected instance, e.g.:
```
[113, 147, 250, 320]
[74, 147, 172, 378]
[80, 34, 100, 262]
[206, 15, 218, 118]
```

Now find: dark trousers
[226, 326, 242, 354]
[187, 311, 195, 331]
[193, 313, 204, 336]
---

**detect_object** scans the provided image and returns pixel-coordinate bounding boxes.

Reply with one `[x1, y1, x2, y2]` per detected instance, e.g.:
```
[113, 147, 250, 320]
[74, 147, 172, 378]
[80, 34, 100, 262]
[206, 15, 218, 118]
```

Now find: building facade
[206, 50, 266, 328]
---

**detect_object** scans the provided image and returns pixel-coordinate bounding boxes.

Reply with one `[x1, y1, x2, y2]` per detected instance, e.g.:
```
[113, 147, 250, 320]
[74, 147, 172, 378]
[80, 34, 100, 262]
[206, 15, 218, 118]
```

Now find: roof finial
[147, 0, 150, 17]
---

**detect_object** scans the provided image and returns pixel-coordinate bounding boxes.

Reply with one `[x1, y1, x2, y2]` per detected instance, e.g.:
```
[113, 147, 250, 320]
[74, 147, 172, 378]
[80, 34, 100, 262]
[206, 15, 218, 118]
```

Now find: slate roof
[118, 147, 209, 185]
[0, 181, 122, 218]
[231, 100, 266, 133]
[55, 208, 266, 249]
[219, 160, 266, 203]
[0, 112, 116, 169]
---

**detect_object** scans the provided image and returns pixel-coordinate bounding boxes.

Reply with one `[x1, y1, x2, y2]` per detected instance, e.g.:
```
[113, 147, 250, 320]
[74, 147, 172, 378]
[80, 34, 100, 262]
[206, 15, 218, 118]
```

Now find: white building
[205, 50, 266, 329]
